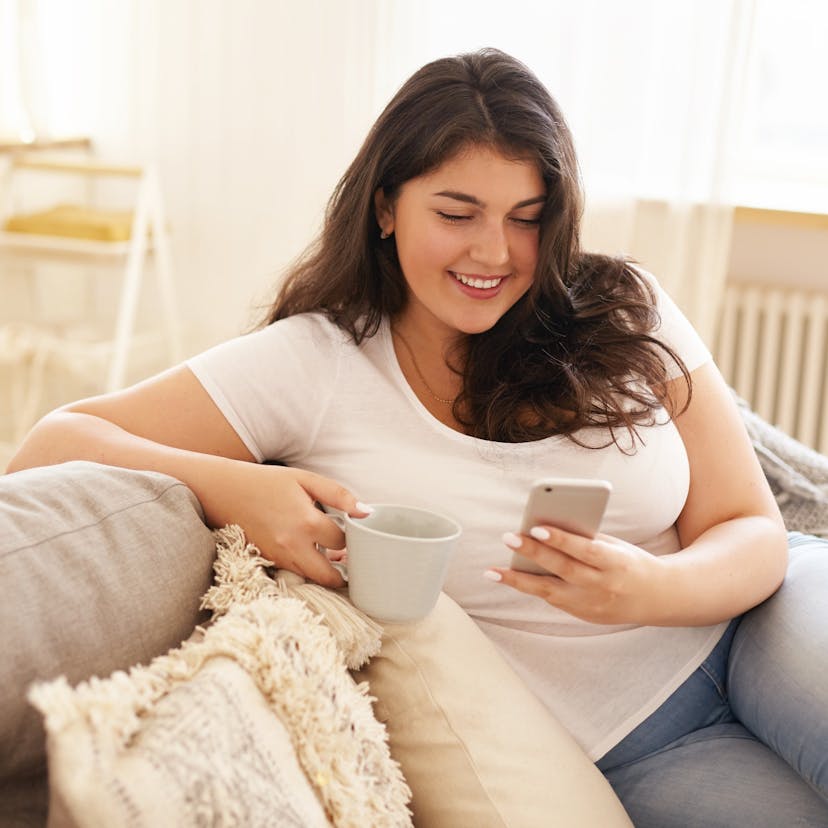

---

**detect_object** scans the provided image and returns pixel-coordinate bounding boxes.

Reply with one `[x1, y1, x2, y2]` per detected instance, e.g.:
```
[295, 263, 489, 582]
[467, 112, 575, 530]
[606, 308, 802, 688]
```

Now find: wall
[728, 208, 828, 292]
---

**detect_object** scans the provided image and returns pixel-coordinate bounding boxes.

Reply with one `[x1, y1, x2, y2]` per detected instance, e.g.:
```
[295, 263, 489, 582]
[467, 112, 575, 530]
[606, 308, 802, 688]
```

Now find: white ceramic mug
[325, 504, 462, 623]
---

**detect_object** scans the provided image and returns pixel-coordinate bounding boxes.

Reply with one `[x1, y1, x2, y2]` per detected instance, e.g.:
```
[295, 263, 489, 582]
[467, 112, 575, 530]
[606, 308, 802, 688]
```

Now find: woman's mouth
[450, 271, 506, 290]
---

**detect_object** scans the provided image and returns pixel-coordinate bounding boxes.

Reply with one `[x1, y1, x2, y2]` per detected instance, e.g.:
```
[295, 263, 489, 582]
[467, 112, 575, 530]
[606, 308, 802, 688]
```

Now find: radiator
[714, 282, 828, 455]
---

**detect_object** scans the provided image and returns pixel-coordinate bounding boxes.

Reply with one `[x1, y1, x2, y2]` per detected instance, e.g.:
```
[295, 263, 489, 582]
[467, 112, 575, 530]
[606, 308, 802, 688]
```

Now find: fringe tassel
[275, 574, 384, 670]
[203, 525, 383, 669]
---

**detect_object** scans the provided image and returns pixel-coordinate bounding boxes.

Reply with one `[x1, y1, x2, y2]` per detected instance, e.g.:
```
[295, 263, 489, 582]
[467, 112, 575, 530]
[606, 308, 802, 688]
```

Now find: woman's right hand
[198, 459, 370, 588]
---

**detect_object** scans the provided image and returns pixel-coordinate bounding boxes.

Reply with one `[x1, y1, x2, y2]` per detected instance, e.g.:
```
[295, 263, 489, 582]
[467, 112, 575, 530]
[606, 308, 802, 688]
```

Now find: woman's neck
[390, 318, 468, 423]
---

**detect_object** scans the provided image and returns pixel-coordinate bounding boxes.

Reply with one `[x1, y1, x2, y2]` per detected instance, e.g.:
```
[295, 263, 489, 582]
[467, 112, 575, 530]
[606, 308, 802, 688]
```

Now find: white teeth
[452, 272, 503, 289]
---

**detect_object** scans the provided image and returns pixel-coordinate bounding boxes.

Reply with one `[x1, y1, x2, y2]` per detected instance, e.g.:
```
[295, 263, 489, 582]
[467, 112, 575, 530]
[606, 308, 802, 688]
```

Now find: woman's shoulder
[188, 312, 359, 386]
[626, 264, 665, 299]
[253, 311, 357, 353]
[264, 310, 346, 338]
[626, 267, 712, 373]
[250, 313, 394, 381]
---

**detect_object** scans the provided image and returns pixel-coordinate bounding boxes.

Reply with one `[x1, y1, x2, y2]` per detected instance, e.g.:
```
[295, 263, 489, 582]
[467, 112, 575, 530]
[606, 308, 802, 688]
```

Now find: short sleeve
[186, 314, 343, 463]
[639, 270, 712, 378]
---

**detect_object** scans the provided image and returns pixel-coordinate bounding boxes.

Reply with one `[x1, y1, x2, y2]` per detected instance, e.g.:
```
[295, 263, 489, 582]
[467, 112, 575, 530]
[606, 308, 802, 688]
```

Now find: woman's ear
[374, 188, 395, 236]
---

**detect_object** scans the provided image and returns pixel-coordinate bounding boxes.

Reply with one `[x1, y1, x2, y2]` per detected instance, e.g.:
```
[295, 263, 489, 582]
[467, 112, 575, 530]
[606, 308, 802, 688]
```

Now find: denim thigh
[596, 618, 739, 773]
[728, 532, 828, 800]
[598, 532, 828, 825]
[603, 722, 828, 828]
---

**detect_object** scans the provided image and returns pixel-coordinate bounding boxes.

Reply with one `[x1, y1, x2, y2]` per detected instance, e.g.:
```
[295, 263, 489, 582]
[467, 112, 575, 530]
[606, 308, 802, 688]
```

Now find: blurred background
[1, 0, 827, 466]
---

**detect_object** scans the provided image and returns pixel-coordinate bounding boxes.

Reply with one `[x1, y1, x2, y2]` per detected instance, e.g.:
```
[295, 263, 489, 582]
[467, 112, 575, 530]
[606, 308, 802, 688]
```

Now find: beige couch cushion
[355, 593, 633, 827]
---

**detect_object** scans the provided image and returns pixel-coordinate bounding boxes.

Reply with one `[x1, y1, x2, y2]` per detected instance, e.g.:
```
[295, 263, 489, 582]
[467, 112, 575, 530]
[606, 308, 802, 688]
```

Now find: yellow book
[4, 204, 135, 242]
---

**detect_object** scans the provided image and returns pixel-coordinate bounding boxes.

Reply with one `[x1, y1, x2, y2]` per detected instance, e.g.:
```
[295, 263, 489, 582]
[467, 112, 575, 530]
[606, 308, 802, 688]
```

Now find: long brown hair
[264, 48, 690, 447]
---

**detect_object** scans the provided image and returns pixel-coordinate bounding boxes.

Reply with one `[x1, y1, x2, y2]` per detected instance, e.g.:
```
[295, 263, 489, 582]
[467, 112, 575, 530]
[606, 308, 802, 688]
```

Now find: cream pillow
[38, 654, 331, 828]
[355, 593, 633, 827]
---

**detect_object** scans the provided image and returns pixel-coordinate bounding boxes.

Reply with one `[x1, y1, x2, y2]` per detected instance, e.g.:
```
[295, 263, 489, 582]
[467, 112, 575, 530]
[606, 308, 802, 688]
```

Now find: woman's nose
[469, 221, 510, 268]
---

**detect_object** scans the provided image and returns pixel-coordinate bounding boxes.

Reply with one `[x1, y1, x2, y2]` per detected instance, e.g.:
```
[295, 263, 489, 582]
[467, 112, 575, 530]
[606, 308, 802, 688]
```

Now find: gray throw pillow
[736, 396, 828, 537]
[0, 461, 216, 789]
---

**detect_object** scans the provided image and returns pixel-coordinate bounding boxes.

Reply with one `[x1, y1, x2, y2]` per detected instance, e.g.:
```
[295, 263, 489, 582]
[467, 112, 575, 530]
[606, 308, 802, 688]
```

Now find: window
[730, 0, 828, 213]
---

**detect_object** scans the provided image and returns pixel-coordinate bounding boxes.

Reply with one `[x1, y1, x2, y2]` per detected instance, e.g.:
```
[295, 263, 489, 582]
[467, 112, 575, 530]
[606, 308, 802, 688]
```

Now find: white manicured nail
[355, 502, 374, 513]
[502, 531, 522, 549]
[530, 526, 550, 541]
[483, 570, 503, 582]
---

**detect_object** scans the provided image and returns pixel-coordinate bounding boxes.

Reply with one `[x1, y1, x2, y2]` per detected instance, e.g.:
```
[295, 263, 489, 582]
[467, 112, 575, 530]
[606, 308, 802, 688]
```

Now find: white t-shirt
[187, 276, 727, 760]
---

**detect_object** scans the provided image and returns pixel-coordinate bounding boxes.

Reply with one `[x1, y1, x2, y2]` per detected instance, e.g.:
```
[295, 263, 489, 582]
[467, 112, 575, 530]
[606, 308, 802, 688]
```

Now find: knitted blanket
[737, 398, 828, 538]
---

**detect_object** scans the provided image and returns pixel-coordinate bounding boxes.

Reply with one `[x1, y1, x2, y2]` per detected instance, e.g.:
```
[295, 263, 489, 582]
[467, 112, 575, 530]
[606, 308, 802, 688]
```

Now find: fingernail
[355, 501, 374, 513]
[483, 569, 503, 582]
[502, 531, 522, 549]
[530, 526, 550, 541]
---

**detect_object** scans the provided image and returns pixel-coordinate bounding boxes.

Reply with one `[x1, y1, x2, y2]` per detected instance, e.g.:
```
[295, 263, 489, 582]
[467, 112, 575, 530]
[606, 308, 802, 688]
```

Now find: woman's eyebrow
[432, 191, 546, 209]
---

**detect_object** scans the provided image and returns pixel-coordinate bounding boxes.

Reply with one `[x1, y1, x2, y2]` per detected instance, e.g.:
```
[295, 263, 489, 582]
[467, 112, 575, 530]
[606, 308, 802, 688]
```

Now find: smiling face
[375, 145, 545, 345]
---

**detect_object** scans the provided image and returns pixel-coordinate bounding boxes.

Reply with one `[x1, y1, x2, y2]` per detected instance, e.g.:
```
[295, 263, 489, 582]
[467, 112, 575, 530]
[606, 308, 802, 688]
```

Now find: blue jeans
[597, 532, 828, 827]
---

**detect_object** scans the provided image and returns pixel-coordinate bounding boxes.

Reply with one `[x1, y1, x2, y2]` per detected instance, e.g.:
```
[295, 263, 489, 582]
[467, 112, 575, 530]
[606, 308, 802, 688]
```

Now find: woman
[9, 49, 828, 825]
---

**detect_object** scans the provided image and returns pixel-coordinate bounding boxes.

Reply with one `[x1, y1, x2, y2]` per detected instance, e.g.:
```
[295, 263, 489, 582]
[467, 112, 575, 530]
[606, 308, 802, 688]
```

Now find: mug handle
[330, 561, 349, 582]
[319, 505, 349, 582]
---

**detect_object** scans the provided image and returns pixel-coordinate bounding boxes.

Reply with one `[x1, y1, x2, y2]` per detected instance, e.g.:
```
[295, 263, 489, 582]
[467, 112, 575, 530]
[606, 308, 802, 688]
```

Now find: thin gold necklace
[393, 328, 456, 405]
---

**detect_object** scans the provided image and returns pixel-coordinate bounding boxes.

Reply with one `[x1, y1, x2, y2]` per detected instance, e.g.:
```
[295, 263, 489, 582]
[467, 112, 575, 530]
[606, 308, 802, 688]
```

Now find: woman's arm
[488, 361, 788, 626]
[657, 360, 788, 623]
[6, 364, 368, 586]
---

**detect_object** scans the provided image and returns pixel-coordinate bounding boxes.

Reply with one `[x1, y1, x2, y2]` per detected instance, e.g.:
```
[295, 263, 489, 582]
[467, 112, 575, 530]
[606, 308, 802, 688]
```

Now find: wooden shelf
[0, 137, 93, 154]
[9, 156, 143, 178]
[0, 158, 181, 397]
[0, 230, 136, 261]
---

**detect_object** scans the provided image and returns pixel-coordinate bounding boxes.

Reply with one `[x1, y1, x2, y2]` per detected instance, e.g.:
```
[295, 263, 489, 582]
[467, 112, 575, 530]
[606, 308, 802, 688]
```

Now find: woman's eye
[435, 211, 540, 226]
[436, 212, 472, 223]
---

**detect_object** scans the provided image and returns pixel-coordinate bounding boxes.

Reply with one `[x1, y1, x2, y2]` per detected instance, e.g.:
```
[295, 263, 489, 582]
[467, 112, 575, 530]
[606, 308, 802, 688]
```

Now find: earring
[380, 229, 392, 240]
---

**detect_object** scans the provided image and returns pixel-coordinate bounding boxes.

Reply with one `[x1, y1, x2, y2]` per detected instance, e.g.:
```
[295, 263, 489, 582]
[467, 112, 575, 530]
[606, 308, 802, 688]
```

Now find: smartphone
[510, 478, 612, 574]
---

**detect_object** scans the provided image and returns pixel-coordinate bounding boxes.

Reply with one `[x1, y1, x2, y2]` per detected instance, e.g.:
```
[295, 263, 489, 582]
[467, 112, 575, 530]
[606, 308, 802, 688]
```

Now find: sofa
[1, 404, 826, 828]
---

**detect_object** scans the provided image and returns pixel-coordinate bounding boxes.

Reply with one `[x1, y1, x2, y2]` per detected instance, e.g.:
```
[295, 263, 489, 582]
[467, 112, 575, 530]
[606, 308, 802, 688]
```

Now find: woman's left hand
[486, 526, 666, 625]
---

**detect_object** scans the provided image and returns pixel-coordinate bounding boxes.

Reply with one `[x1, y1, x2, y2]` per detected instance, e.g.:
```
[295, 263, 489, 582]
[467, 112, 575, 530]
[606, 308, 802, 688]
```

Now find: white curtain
[374, 0, 757, 345]
[0, 0, 31, 141]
